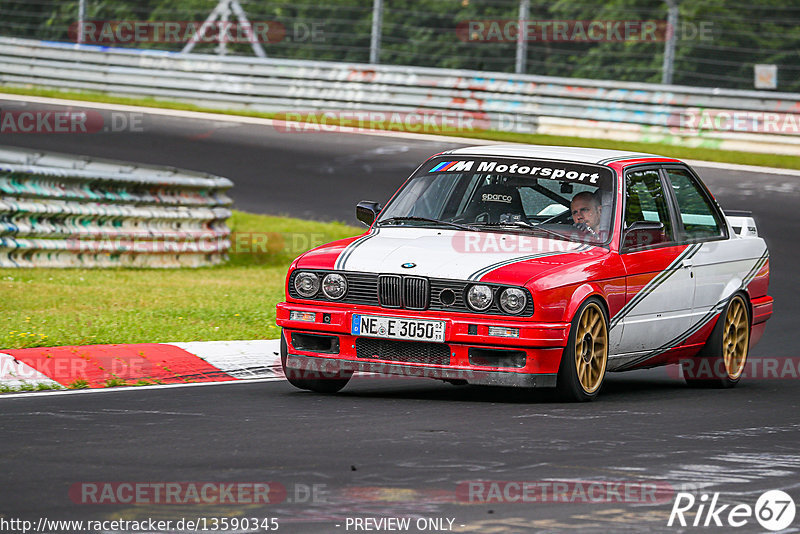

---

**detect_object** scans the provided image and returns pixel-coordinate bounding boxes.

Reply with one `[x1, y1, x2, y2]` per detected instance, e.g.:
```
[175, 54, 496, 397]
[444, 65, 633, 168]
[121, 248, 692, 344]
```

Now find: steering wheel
[538, 209, 572, 225]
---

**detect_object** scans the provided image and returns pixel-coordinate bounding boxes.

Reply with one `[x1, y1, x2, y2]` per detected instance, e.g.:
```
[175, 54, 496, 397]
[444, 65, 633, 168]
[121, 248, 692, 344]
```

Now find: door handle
[682, 259, 693, 268]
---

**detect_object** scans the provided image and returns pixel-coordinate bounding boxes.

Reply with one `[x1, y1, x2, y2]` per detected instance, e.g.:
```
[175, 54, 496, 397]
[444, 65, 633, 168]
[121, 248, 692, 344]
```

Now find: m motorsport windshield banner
[424, 157, 614, 189]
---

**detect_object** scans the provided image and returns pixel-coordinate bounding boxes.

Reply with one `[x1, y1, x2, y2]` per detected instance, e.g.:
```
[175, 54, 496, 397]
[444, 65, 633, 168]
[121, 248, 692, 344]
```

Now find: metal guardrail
[0, 147, 232, 268]
[0, 37, 799, 156]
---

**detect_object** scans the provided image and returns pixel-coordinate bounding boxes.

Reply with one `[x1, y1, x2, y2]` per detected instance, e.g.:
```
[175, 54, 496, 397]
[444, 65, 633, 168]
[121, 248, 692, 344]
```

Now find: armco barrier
[1, 37, 799, 155]
[0, 147, 232, 268]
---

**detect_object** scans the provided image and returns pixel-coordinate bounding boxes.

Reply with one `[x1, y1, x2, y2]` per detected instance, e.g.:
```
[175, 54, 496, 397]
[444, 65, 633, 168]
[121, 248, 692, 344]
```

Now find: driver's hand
[574, 222, 596, 234]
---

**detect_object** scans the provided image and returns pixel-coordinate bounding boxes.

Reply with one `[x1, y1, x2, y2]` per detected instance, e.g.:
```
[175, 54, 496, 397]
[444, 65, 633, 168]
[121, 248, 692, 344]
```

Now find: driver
[571, 192, 602, 234]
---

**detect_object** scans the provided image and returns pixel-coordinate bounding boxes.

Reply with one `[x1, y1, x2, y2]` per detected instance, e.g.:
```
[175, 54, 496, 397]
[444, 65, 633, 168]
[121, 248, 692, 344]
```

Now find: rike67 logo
[668, 490, 795, 530]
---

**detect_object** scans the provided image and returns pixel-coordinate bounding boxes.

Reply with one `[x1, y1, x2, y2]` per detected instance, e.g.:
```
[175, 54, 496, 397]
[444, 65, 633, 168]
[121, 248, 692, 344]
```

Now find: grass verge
[0, 211, 362, 349]
[0, 382, 65, 393]
[3, 85, 800, 170]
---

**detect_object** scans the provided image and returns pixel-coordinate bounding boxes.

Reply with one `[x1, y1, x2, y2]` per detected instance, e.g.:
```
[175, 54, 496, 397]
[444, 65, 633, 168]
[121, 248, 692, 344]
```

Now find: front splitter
[285, 354, 558, 388]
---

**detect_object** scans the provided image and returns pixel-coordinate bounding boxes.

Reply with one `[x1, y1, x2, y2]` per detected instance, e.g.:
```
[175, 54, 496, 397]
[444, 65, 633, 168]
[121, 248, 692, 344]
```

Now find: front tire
[684, 293, 750, 388]
[556, 298, 609, 402]
[280, 330, 352, 393]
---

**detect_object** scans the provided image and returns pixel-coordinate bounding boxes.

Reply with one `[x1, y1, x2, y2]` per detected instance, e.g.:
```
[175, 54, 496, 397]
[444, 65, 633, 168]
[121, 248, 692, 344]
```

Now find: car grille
[356, 338, 451, 365]
[378, 275, 403, 307]
[403, 276, 428, 310]
[288, 271, 533, 316]
[378, 275, 429, 310]
[344, 272, 380, 304]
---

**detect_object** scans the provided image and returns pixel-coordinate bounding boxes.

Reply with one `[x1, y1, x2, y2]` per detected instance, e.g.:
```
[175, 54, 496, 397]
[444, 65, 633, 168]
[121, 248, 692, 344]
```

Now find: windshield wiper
[474, 220, 570, 241]
[378, 216, 478, 231]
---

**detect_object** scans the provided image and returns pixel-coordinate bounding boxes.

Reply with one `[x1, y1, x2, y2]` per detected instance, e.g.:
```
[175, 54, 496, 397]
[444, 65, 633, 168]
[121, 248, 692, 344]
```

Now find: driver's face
[571, 198, 602, 230]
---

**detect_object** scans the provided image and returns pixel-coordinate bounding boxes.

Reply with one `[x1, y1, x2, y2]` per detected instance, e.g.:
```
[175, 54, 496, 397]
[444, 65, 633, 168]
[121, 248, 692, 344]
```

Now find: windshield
[378, 156, 616, 243]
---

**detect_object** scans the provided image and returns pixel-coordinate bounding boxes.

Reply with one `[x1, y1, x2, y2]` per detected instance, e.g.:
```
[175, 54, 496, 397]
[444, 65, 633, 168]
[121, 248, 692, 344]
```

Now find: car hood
[297, 227, 609, 286]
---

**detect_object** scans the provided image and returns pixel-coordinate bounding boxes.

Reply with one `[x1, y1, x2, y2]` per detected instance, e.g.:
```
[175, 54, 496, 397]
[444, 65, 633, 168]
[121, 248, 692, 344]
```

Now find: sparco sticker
[481, 193, 513, 203]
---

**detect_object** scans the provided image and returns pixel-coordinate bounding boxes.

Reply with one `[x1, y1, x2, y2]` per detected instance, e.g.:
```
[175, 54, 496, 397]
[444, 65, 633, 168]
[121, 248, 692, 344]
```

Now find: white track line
[0, 375, 285, 400]
[2, 92, 798, 176]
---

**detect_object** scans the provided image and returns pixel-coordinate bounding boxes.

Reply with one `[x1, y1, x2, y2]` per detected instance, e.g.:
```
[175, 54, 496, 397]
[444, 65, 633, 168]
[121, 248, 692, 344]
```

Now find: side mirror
[356, 201, 382, 226]
[623, 221, 665, 249]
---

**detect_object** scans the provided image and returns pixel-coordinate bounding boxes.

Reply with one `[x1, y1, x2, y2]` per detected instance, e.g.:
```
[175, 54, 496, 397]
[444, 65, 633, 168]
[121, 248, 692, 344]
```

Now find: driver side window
[624, 169, 675, 250]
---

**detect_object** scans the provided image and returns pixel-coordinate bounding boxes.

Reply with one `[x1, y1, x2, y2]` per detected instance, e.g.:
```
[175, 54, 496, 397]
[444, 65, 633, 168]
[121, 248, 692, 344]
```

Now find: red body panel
[292, 235, 364, 270]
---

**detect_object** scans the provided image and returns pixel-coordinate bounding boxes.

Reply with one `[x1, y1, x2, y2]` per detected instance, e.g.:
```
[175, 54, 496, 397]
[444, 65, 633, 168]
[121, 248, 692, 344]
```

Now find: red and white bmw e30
[276, 145, 772, 401]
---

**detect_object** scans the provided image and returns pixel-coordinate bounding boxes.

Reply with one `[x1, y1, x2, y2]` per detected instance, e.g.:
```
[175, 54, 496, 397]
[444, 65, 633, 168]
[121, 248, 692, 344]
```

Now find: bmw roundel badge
[401, 262, 416, 269]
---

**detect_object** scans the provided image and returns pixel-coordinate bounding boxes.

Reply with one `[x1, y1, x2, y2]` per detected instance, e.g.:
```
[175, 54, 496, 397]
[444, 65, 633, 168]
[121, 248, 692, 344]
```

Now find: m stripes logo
[429, 161, 474, 173]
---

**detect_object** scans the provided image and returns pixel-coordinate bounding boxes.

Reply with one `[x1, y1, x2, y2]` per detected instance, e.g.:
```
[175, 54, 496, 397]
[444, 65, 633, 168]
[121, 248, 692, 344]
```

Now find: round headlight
[466, 284, 494, 311]
[322, 273, 347, 299]
[499, 287, 527, 314]
[294, 272, 320, 298]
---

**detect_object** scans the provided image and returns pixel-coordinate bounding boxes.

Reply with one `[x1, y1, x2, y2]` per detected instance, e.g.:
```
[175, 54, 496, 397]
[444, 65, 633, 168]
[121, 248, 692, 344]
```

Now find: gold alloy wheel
[723, 296, 749, 380]
[574, 303, 608, 394]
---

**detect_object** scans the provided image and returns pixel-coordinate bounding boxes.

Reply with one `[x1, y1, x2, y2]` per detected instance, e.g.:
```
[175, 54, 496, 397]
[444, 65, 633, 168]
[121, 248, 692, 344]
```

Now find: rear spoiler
[724, 210, 758, 237]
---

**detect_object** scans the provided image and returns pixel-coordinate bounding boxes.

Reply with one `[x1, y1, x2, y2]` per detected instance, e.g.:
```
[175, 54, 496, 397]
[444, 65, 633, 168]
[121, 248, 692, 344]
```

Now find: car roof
[445, 144, 668, 165]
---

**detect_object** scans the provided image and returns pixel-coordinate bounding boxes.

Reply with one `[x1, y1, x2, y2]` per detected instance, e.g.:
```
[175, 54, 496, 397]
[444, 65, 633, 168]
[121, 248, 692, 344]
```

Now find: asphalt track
[1, 99, 799, 533]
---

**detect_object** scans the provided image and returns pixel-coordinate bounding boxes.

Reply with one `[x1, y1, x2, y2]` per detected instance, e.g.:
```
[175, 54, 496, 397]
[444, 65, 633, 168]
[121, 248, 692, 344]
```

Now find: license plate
[351, 314, 445, 343]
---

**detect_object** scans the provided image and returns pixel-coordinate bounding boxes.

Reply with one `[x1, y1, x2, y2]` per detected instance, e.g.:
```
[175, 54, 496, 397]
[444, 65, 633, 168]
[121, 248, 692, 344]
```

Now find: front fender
[562, 283, 609, 323]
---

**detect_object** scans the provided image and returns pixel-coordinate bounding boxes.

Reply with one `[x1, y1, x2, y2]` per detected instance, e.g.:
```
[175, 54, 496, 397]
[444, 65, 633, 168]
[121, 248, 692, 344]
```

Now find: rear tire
[280, 330, 352, 393]
[683, 293, 750, 388]
[556, 298, 609, 402]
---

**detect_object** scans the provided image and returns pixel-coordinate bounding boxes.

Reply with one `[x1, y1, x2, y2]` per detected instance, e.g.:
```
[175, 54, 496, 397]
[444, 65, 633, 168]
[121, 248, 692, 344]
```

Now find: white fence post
[76, 0, 86, 45]
[662, 0, 679, 85]
[515, 0, 530, 75]
[369, 0, 383, 64]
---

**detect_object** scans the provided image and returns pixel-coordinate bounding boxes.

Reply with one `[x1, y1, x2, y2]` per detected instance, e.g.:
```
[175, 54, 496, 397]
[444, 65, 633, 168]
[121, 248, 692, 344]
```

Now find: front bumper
[276, 301, 569, 388]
